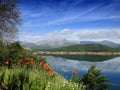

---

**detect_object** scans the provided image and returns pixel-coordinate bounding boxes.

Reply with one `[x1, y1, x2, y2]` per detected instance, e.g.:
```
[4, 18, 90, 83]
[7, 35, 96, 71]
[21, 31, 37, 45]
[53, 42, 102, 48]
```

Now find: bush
[8, 42, 32, 61]
[0, 41, 9, 64]
[0, 41, 33, 65]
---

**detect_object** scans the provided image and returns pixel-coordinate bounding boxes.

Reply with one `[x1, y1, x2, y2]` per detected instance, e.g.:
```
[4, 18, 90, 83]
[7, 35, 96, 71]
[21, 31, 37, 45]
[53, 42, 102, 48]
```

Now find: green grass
[0, 57, 85, 90]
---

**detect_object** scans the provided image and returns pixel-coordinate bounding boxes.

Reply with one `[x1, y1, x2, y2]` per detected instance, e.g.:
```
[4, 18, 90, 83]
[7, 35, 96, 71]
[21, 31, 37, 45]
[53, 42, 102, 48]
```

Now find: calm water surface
[45, 55, 120, 90]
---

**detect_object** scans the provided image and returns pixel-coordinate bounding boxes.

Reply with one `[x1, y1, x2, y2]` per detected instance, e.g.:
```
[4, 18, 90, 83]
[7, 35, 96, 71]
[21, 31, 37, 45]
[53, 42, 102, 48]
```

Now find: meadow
[0, 56, 85, 90]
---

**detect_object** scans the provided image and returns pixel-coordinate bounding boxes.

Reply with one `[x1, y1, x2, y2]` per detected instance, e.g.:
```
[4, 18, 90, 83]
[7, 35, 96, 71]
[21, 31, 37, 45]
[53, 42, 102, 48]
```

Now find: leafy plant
[0, 59, 84, 90]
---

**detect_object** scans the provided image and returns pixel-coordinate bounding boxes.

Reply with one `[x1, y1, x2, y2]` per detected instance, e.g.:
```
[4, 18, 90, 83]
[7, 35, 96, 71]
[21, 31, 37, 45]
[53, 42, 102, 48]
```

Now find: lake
[44, 55, 120, 90]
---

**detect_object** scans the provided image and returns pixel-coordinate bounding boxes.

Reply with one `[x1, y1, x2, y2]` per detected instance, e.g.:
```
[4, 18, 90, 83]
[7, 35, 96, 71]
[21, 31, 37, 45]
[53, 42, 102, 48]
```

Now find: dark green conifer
[81, 65, 111, 90]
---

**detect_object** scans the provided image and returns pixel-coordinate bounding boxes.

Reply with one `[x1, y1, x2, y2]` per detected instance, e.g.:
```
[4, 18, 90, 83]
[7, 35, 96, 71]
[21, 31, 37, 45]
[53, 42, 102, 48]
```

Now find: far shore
[33, 51, 120, 56]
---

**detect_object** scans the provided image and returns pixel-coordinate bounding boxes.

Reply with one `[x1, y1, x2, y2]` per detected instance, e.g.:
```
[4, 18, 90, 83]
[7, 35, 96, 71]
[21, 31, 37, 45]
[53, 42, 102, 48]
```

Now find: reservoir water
[45, 55, 120, 90]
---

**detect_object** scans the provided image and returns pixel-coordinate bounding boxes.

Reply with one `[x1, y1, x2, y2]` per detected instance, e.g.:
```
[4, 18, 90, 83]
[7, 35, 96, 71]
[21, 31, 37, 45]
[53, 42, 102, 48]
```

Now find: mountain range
[20, 39, 80, 49]
[20, 40, 120, 49]
[80, 40, 120, 48]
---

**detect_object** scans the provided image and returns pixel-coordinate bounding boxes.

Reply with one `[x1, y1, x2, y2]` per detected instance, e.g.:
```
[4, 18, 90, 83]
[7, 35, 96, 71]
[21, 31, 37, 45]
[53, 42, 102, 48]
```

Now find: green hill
[50, 44, 120, 52]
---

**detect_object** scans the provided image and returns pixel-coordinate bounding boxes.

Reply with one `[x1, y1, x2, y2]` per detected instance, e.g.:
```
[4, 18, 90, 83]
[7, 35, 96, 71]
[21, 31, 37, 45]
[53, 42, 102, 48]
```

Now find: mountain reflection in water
[45, 56, 120, 72]
[44, 55, 120, 90]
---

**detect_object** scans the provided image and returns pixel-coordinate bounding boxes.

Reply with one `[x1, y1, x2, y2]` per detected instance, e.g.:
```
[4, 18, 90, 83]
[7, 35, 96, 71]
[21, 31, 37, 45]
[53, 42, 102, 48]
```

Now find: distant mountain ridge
[20, 41, 36, 48]
[36, 39, 80, 48]
[80, 40, 120, 48]
[21, 39, 80, 49]
[20, 40, 120, 50]
[50, 44, 120, 52]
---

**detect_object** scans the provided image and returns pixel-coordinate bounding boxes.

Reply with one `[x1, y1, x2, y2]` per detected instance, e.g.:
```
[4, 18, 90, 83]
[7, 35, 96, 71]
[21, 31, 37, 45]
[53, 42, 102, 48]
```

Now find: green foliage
[0, 41, 33, 64]
[0, 63, 84, 90]
[80, 65, 112, 90]
[50, 44, 120, 52]
[0, 41, 9, 62]
[71, 75, 79, 83]
[8, 42, 32, 61]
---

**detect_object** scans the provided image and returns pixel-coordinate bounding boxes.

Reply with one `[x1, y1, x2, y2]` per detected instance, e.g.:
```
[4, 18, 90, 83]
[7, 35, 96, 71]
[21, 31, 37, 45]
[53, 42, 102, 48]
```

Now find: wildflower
[39, 61, 43, 65]
[19, 60, 24, 64]
[5, 60, 9, 65]
[47, 84, 50, 88]
[48, 82, 51, 84]
[47, 82, 51, 88]
[63, 81, 68, 84]
[72, 87, 75, 90]
[19, 59, 24, 64]
[73, 69, 78, 74]
[25, 58, 28, 63]
[45, 65, 49, 70]
[43, 63, 46, 67]
[63, 84, 65, 87]
[30, 61, 34, 64]
[21, 58, 25, 62]
[48, 70, 53, 75]
[74, 83, 77, 87]
[30, 57, 34, 64]
[30, 57, 34, 61]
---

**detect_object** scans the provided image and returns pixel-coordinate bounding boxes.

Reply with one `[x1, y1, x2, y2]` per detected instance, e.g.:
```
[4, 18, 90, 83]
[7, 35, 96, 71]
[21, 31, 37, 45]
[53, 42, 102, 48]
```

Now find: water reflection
[46, 56, 120, 72]
[52, 55, 119, 62]
[45, 55, 120, 90]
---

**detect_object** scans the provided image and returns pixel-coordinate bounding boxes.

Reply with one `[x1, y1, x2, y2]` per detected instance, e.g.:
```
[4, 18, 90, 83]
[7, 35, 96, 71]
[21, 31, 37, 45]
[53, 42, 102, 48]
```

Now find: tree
[0, 0, 21, 63]
[8, 42, 25, 60]
[80, 65, 111, 90]
[0, 0, 21, 42]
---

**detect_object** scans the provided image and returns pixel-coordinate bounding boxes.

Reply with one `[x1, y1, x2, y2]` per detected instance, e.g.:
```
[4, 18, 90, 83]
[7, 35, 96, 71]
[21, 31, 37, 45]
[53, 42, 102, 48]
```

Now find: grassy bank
[0, 57, 85, 90]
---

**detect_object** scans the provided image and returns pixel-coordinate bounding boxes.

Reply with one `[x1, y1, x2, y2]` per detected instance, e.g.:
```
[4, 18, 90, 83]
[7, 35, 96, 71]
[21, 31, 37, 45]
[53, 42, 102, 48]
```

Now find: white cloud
[76, 29, 120, 43]
[19, 28, 120, 43]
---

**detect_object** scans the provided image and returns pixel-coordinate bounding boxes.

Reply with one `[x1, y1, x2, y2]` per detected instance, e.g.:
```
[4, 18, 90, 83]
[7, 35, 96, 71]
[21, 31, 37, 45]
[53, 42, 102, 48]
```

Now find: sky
[18, 0, 120, 43]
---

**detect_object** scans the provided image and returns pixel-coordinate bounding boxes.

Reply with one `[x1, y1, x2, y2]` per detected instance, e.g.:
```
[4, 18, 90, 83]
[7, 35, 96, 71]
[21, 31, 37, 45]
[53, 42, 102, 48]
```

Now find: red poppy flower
[30, 57, 34, 61]
[20, 60, 24, 64]
[30, 61, 34, 64]
[21, 58, 25, 62]
[48, 70, 53, 75]
[25, 60, 28, 63]
[5, 60, 9, 65]
[43, 64, 46, 67]
[73, 69, 78, 74]
[45, 65, 49, 70]
[30, 57, 34, 64]
[39, 61, 43, 65]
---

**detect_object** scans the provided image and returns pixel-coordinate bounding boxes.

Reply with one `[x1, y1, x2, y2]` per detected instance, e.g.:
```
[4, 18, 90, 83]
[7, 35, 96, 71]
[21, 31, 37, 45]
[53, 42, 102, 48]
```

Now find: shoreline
[33, 51, 120, 56]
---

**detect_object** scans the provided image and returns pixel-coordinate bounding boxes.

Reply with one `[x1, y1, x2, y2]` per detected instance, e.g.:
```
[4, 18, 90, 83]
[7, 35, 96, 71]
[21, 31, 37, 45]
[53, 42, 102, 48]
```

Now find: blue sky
[18, 0, 120, 43]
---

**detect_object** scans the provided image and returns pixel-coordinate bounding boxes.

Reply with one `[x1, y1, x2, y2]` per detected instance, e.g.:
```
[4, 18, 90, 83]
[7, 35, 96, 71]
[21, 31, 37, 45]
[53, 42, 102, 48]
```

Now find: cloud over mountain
[19, 28, 120, 44]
